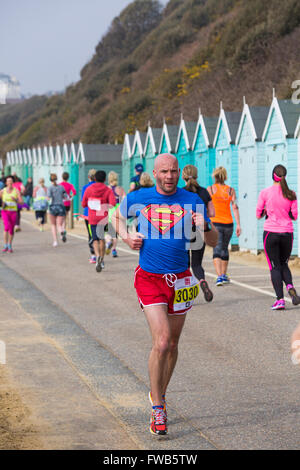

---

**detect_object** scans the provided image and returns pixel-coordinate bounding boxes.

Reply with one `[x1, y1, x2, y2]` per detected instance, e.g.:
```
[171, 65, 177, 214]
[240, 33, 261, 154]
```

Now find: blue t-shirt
[120, 186, 209, 274]
[81, 181, 95, 218]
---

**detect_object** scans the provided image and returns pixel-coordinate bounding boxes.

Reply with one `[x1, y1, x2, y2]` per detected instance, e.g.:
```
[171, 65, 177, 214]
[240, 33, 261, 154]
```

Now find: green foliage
[0, 96, 47, 137]
[163, 0, 185, 17]
[82, 0, 162, 74]
[120, 92, 153, 119]
[232, 24, 273, 65]
[157, 26, 194, 56]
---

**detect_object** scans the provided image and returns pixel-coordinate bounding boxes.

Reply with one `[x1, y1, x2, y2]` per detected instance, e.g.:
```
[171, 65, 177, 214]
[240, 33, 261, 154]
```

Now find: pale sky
[1, 0, 168, 95]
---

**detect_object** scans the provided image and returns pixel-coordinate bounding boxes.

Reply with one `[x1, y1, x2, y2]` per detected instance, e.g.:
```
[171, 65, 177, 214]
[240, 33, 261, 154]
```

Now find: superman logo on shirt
[141, 204, 187, 234]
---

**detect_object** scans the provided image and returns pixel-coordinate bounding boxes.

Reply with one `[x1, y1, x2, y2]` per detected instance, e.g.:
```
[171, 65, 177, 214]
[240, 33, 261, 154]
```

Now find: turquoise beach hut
[192, 111, 218, 188]
[294, 115, 300, 255]
[32, 147, 40, 185]
[40, 146, 50, 184]
[5, 151, 12, 175]
[130, 130, 147, 182]
[213, 105, 242, 245]
[122, 133, 134, 193]
[143, 125, 161, 175]
[159, 122, 179, 156]
[77, 143, 123, 215]
[175, 117, 197, 187]
[262, 95, 300, 255]
[236, 100, 269, 252]
[26, 148, 33, 180]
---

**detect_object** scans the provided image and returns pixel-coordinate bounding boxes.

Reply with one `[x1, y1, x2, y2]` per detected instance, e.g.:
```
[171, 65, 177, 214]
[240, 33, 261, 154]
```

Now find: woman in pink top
[59, 172, 77, 234]
[256, 164, 300, 310]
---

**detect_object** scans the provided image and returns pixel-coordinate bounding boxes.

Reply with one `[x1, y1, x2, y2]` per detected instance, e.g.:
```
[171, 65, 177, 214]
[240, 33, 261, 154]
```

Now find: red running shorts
[134, 265, 193, 316]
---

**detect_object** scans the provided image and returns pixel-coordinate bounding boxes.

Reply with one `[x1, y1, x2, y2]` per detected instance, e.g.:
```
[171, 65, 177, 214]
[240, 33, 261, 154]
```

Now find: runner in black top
[183, 165, 215, 302]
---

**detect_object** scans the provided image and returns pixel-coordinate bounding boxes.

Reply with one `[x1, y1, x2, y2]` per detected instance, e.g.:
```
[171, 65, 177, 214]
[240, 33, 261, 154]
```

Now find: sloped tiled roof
[185, 122, 197, 149]
[278, 100, 300, 137]
[81, 144, 123, 164]
[166, 125, 179, 152]
[203, 117, 218, 146]
[152, 128, 162, 152]
[224, 111, 242, 143]
[248, 106, 269, 141]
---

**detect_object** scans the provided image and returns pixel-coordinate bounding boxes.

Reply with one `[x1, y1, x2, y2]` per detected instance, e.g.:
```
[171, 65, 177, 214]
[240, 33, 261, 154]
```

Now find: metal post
[69, 198, 74, 229]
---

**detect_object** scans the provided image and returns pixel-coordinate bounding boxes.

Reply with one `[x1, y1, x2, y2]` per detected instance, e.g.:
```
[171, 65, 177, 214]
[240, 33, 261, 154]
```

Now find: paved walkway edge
[0, 260, 217, 450]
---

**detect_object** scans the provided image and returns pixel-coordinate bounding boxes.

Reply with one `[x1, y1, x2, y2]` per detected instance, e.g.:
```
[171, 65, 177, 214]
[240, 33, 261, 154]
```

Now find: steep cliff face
[1, 0, 300, 156]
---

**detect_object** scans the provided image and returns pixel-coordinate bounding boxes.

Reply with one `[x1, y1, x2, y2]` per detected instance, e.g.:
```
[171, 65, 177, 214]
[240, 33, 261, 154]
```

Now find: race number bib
[173, 276, 199, 312]
[88, 199, 101, 211]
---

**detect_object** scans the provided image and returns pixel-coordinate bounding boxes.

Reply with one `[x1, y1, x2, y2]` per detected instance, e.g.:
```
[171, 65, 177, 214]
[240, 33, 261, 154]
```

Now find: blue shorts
[49, 204, 66, 217]
[91, 224, 106, 241]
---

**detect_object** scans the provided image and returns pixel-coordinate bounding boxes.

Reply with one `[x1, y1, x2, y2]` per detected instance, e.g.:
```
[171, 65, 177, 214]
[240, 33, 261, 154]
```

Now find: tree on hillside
[82, 0, 163, 74]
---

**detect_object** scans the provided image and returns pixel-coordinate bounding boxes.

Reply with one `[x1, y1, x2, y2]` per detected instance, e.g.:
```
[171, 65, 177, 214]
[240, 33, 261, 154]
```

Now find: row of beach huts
[4, 94, 300, 255]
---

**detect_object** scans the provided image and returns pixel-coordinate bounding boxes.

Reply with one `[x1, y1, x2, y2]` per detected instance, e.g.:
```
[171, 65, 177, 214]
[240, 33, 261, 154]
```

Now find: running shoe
[287, 285, 300, 306]
[221, 274, 230, 284]
[53, 241, 58, 248]
[96, 257, 102, 272]
[7, 248, 13, 253]
[105, 240, 113, 255]
[2, 247, 8, 253]
[271, 299, 285, 310]
[216, 276, 223, 286]
[100, 259, 105, 270]
[61, 231, 67, 243]
[149, 391, 167, 416]
[200, 280, 213, 302]
[112, 249, 118, 258]
[89, 255, 96, 264]
[150, 407, 168, 436]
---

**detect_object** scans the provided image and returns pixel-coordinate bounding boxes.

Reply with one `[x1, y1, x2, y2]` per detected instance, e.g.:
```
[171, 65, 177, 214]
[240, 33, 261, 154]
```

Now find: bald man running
[112, 153, 218, 436]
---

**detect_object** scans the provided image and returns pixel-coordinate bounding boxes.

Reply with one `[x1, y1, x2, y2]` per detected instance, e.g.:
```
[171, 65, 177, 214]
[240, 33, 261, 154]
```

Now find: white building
[0, 73, 21, 103]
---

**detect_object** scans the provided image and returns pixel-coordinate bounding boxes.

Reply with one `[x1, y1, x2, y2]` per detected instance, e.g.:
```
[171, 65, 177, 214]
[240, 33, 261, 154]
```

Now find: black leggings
[263, 231, 293, 300]
[35, 210, 46, 225]
[213, 223, 234, 261]
[189, 244, 206, 281]
[85, 219, 95, 255]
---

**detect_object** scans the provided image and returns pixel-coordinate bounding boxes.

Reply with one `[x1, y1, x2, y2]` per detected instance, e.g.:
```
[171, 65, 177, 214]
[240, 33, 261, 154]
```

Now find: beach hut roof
[131, 131, 147, 158]
[176, 120, 196, 152]
[295, 115, 300, 138]
[144, 127, 162, 155]
[79, 143, 122, 165]
[213, 109, 242, 147]
[167, 125, 179, 152]
[160, 123, 179, 153]
[278, 100, 300, 137]
[262, 97, 300, 141]
[122, 134, 134, 160]
[203, 117, 218, 145]
[236, 104, 269, 143]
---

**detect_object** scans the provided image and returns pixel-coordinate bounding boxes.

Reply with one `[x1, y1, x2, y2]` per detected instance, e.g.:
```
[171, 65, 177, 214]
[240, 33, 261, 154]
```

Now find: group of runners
[1, 154, 300, 436]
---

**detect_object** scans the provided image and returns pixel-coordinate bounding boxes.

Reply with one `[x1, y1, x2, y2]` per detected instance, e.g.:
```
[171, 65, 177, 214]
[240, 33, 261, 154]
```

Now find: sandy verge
[0, 366, 43, 450]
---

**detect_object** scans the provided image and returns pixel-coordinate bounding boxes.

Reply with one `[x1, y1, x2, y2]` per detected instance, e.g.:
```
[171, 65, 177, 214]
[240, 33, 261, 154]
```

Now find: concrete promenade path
[1, 213, 300, 450]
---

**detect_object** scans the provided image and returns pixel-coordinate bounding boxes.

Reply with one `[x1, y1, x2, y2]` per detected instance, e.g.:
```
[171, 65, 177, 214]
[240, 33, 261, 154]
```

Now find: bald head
[153, 153, 180, 195]
[154, 153, 178, 171]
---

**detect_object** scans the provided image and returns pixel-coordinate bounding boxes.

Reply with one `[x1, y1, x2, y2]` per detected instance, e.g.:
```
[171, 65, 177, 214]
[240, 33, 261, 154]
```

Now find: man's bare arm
[111, 207, 144, 251]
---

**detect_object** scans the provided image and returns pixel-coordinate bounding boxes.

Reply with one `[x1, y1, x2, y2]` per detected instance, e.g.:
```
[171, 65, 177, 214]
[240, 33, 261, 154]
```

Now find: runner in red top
[82, 170, 116, 273]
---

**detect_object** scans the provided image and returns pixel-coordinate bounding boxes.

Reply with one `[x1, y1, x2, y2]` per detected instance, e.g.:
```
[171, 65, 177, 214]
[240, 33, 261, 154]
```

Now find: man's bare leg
[144, 305, 186, 406]
[144, 304, 171, 406]
[162, 314, 186, 396]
